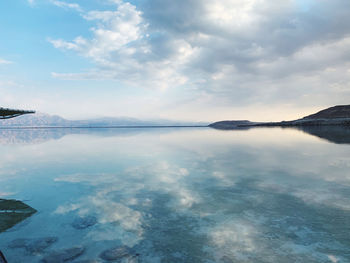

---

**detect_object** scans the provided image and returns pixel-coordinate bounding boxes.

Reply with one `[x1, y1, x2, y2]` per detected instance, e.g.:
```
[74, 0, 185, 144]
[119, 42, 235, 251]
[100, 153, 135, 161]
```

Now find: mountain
[0, 112, 207, 127]
[209, 105, 350, 129]
[0, 113, 208, 145]
[208, 120, 254, 129]
[302, 105, 350, 120]
[0, 113, 73, 127]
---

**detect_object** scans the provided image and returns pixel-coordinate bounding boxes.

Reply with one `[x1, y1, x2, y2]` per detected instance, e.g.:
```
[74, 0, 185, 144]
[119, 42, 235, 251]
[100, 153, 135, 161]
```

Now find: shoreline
[209, 118, 350, 130]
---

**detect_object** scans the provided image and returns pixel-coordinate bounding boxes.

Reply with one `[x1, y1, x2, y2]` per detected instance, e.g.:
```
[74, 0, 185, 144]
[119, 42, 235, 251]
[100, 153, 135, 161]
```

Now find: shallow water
[0, 127, 350, 262]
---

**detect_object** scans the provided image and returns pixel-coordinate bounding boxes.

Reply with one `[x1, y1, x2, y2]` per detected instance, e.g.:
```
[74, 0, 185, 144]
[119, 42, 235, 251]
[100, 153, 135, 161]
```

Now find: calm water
[0, 127, 350, 262]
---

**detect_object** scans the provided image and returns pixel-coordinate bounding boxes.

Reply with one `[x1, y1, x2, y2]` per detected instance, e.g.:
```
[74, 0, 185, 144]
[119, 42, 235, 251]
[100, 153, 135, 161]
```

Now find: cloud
[49, 0, 350, 115]
[51, 0, 82, 12]
[48, 1, 198, 90]
[50, 2, 143, 54]
[0, 58, 13, 64]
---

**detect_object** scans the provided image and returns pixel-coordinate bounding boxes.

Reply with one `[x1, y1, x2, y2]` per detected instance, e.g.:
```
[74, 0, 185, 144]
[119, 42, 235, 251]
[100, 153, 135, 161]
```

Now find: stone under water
[8, 237, 58, 254]
[41, 246, 85, 263]
[72, 215, 97, 229]
[99, 246, 138, 261]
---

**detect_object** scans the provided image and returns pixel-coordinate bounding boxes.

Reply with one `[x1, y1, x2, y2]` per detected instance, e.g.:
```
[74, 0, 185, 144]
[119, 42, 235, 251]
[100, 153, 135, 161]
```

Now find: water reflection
[0, 128, 349, 262]
[0, 127, 194, 145]
[0, 199, 36, 233]
[297, 126, 350, 144]
[2, 126, 350, 145]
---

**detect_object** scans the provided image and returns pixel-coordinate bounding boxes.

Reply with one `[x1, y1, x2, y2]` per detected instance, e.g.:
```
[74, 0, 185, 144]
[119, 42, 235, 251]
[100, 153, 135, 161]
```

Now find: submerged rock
[41, 246, 85, 263]
[8, 238, 27, 248]
[8, 237, 58, 254]
[99, 246, 138, 261]
[72, 216, 97, 229]
[27, 237, 58, 254]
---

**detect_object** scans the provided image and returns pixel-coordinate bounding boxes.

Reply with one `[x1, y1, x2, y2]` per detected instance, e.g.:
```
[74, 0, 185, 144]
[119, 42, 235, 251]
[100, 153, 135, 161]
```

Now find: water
[0, 127, 350, 262]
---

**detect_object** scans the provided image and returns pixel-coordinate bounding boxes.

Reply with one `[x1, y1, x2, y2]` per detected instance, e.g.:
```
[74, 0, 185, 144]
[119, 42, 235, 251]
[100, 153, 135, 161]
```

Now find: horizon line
[0, 125, 209, 130]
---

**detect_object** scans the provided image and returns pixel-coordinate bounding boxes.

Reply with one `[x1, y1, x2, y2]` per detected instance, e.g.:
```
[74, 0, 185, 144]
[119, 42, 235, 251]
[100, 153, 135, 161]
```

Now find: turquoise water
[0, 127, 350, 262]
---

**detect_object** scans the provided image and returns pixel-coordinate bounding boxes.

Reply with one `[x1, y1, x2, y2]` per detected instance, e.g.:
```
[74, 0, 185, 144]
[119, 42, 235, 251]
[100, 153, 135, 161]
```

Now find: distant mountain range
[210, 105, 350, 129]
[0, 112, 208, 127]
[1, 106, 350, 145]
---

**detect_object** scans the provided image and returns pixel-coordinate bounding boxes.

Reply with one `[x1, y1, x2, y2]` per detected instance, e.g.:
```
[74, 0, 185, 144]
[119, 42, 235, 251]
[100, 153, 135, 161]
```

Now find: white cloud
[51, 2, 143, 55]
[49, 37, 83, 51]
[51, 0, 82, 12]
[50, 2, 143, 68]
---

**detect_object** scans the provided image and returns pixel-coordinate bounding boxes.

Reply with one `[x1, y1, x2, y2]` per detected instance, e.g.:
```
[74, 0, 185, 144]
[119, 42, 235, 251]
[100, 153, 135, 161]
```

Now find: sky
[0, 0, 350, 122]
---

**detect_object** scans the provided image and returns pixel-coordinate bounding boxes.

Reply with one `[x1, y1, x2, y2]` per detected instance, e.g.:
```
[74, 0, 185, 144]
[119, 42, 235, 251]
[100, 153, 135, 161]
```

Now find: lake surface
[0, 127, 350, 262]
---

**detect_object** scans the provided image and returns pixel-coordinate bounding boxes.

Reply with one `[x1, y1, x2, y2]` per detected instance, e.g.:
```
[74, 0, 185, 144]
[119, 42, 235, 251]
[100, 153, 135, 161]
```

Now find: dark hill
[209, 104, 350, 129]
[208, 120, 253, 129]
[302, 105, 350, 120]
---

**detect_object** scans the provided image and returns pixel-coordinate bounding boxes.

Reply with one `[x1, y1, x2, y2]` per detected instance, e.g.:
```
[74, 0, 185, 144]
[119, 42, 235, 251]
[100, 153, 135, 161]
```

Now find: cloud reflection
[1, 128, 350, 262]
